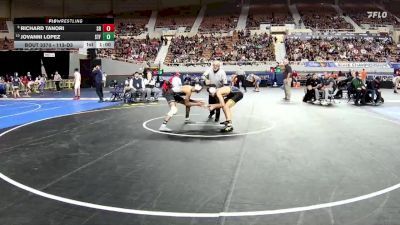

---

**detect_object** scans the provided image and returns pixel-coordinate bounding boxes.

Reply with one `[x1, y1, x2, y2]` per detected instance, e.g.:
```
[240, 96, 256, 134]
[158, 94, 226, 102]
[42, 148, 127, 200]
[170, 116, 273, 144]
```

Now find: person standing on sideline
[283, 59, 292, 101]
[235, 67, 247, 92]
[73, 68, 81, 100]
[92, 65, 104, 102]
[202, 61, 227, 122]
[38, 74, 46, 94]
[27, 72, 34, 94]
[53, 71, 62, 92]
[21, 75, 29, 96]
[360, 68, 367, 84]
[393, 69, 399, 94]
[102, 71, 107, 88]
[11, 72, 21, 98]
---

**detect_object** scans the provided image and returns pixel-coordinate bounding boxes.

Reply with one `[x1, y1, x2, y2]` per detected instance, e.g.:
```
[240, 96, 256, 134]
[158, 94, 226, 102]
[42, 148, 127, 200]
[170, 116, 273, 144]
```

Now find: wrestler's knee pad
[167, 105, 178, 117]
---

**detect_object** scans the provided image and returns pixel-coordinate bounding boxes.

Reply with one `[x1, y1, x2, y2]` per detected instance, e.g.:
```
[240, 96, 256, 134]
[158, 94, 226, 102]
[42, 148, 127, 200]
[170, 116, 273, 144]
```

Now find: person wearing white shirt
[202, 61, 227, 122]
[73, 68, 81, 100]
[102, 72, 107, 88]
[144, 73, 161, 101]
[53, 71, 62, 92]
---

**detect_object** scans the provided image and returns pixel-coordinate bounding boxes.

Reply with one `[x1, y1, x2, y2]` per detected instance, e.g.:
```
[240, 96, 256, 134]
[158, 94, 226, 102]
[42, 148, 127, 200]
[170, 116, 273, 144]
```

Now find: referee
[202, 61, 227, 122]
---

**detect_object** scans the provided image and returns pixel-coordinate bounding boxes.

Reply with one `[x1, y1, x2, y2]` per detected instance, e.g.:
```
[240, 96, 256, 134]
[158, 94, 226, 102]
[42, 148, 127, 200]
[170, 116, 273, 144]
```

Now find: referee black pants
[95, 82, 104, 101]
[208, 95, 220, 120]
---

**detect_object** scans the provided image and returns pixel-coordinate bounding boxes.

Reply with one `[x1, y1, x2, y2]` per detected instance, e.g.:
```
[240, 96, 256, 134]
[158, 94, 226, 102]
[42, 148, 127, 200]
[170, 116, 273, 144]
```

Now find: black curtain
[0, 51, 41, 79]
[41, 51, 70, 79]
[80, 59, 101, 88]
[0, 51, 70, 80]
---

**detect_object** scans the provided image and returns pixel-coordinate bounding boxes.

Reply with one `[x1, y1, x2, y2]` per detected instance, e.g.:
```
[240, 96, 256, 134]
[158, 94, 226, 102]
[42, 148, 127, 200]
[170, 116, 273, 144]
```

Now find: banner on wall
[390, 63, 400, 70]
[287, 33, 390, 41]
[303, 61, 391, 68]
[304, 62, 336, 67]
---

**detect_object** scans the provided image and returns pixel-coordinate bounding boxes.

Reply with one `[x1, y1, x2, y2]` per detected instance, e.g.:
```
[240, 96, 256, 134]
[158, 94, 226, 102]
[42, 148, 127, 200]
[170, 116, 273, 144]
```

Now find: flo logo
[367, 11, 388, 19]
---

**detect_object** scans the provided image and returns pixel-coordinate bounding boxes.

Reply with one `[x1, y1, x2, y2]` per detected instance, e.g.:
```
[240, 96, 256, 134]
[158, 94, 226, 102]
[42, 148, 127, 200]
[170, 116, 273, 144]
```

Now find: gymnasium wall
[69, 53, 145, 77]
[0, 0, 10, 18]
[12, 0, 63, 18]
[1, 0, 233, 18]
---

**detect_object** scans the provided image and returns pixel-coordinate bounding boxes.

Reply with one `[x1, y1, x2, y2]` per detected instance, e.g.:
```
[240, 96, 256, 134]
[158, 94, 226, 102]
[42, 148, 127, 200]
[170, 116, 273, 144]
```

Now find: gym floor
[0, 88, 400, 225]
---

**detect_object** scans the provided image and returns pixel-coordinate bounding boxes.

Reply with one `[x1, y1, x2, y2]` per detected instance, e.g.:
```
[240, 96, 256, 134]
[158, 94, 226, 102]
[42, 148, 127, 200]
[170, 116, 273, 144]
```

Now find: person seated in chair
[311, 74, 323, 103]
[183, 74, 192, 85]
[351, 72, 366, 105]
[131, 72, 146, 102]
[321, 76, 336, 104]
[0, 77, 7, 97]
[144, 73, 161, 102]
[123, 76, 133, 93]
[303, 73, 319, 102]
[367, 76, 383, 104]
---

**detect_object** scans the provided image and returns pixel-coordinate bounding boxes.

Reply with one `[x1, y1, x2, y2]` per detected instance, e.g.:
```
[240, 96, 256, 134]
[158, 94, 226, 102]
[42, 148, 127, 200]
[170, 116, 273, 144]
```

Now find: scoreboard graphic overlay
[14, 18, 115, 49]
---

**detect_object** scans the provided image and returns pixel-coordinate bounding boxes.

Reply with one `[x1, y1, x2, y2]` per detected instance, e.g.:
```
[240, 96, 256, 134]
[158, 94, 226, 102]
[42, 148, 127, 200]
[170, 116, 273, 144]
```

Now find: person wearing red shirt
[291, 70, 299, 87]
[21, 76, 29, 97]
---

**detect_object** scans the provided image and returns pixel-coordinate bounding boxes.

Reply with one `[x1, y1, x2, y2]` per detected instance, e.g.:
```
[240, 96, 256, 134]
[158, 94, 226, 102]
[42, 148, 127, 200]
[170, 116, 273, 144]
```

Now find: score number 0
[102, 24, 115, 32]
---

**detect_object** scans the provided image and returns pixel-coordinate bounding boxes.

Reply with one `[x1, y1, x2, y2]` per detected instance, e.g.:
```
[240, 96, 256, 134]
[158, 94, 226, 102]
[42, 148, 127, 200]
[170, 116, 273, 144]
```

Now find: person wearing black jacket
[303, 74, 319, 102]
[92, 65, 104, 102]
[369, 76, 382, 104]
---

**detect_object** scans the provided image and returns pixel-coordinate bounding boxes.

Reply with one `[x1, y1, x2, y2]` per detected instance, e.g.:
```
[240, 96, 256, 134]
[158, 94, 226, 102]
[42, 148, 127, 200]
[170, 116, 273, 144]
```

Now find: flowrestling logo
[367, 11, 388, 19]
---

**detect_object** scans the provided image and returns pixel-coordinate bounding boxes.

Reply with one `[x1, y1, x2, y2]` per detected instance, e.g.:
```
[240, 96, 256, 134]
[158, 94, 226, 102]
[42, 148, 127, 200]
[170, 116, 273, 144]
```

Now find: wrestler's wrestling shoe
[220, 121, 230, 126]
[184, 118, 194, 124]
[159, 124, 172, 132]
[221, 124, 234, 133]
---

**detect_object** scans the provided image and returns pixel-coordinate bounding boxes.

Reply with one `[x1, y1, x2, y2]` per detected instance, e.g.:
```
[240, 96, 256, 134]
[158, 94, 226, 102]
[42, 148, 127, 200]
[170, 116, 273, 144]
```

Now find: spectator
[282, 60, 292, 101]
[368, 76, 382, 104]
[97, 37, 161, 63]
[393, 69, 399, 94]
[247, 73, 261, 92]
[131, 72, 146, 101]
[11, 73, 21, 98]
[360, 68, 367, 84]
[351, 72, 366, 105]
[285, 36, 398, 62]
[26, 72, 34, 94]
[144, 73, 161, 101]
[54, 71, 62, 92]
[0, 77, 6, 97]
[21, 75, 29, 96]
[38, 74, 46, 94]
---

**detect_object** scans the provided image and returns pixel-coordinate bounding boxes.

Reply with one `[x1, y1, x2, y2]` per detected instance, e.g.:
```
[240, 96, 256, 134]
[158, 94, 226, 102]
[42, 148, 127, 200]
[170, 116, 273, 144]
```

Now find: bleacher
[97, 38, 161, 63]
[0, 18, 8, 32]
[383, 3, 400, 27]
[247, 3, 294, 29]
[199, 2, 240, 32]
[298, 4, 353, 31]
[285, 35, 399, 62]
[341, 3, 400, 28]
[115, 11, 151, 36]
[156, 6, 200, 31]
